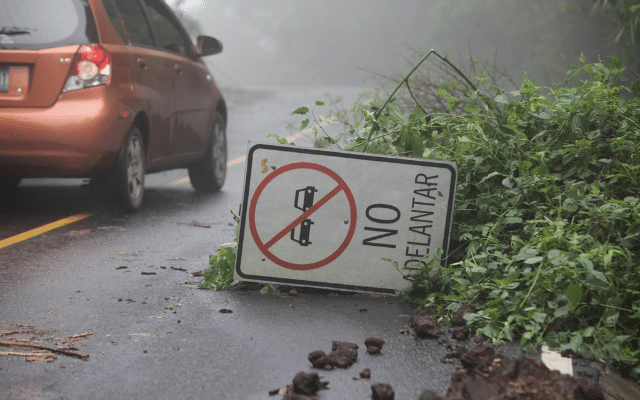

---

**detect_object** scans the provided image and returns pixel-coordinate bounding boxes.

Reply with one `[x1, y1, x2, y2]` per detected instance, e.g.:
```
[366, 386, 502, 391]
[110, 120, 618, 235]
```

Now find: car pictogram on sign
[290, 219, 314, 246]
[294, 186, 318, 211]
[291, 186, 318, 246]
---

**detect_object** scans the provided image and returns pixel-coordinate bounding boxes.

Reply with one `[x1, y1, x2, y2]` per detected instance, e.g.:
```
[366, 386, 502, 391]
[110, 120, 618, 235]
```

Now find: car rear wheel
[107, 126, 145, 212]
[188, 113, 226, 192]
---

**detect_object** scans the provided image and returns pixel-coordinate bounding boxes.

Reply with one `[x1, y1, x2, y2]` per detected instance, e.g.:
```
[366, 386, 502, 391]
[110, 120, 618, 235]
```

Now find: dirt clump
[439, 343, 604, 400]
[291, 371, 328, 395]
[451, 305, 476, 327]
[441, 343, 468, 364]
[308, 341, 358, 369]
[365, 337, 385, 354]
[360, 368, 372, 379]
[332, 341, 358, 352]
[282, 393, 314, 400]
[371, 382, 394, 400]
[449, 326, 470, 341]
[419, 390, 443, 400]
[408, 309, 441, 338]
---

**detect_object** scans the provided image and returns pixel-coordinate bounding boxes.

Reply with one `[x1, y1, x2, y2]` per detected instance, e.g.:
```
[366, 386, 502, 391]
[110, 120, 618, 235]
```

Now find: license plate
[0, 67, 8, 93]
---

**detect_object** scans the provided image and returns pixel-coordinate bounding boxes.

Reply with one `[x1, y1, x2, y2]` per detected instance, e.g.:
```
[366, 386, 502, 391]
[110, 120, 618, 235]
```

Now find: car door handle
[137, 58, 147, 69]
[174, 64, 183, 75]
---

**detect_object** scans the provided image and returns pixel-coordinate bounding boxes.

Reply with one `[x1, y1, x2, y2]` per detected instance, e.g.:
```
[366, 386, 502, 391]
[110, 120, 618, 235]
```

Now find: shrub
[309, 53, 640, 382]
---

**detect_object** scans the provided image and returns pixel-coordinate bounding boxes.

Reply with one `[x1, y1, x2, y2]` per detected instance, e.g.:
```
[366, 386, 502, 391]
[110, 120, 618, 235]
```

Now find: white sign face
[235, 143, 458, 293]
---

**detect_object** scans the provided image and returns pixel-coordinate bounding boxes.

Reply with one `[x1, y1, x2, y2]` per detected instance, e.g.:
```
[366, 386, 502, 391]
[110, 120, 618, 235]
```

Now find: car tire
[107, 126, 145, 212]
[188, 113, 227, 192]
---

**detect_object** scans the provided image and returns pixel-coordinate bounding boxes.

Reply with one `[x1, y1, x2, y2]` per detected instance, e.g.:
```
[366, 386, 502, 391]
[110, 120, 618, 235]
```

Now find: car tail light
[63, 45, 111, 92]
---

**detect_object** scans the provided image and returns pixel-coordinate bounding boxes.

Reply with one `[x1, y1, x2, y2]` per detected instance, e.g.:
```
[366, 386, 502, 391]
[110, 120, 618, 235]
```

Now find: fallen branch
[171, 220, 211, 228]
[69, 332, 93, 339]
[0, 350, 56, 362]
[0, 351, 51, 357]
[0, 340, 90, 360]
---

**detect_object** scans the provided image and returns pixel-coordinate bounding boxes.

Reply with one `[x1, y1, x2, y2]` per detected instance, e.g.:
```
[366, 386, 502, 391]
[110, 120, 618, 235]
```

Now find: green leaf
[570, 333, 583, 351]
[260, 283, 279, 294]
[554, 303, 571, 318]
[524, 256, 543, 264]
[299, 118, 310, 131]
[532, 312, 547, 323]
[578, 254, 609, 284]
[632, 79, 640, 95]
[520, 330, 535, 346]
[315, 100, 325, 106]
[565, 283, 584, 305]
[501, 177, 514, 188]
[478, 171, 502, 184]
[583, 326, 595, 337]
[388, 104, 405, 124]
[604, 310, 620, 328]
[495, 94, 509, 104]
[494, 269, 520, 287]
[292, 106, 309, 115]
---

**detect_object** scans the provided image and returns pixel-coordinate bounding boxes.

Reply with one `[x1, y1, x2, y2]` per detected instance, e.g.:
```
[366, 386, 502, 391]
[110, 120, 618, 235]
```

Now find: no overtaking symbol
[248, 162, 357, 271]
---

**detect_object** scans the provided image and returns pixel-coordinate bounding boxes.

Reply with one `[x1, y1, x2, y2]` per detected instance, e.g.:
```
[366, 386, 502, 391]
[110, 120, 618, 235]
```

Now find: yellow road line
[0, 213, 93, 250]
[227, 155, 247, 167]
[165, 176, 191, 187]
[166, 155, 248, 187]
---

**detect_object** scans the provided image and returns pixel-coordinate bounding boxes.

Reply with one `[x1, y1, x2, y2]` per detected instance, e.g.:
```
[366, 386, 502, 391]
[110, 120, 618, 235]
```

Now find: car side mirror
[196, 36, 223, 56]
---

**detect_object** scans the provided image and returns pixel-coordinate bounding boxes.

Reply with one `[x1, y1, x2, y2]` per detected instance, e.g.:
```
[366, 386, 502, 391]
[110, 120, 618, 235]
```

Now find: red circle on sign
[248, 162, 357, 271]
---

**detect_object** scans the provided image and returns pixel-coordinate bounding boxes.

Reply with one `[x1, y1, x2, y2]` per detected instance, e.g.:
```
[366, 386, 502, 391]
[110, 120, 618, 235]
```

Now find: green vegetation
[303, 52, 640, 382]
[201, 242, 236, 290]
[591, 0, 640, 43]
[200, 206, 239, 290]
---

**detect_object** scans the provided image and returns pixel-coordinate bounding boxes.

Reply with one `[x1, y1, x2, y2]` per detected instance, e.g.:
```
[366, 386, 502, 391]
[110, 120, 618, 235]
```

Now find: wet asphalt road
[0, 87, 526, 400]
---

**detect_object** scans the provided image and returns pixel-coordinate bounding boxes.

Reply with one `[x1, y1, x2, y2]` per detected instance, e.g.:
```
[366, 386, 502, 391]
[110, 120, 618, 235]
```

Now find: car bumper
[0, 87, 133, 177]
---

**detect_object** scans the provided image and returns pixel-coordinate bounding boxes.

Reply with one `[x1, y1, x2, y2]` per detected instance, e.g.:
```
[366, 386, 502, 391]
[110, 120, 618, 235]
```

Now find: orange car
[0, 0, 227, 211]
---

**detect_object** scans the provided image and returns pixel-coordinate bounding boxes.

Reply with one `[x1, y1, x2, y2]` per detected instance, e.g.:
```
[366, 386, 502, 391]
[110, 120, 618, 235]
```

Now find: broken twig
[0, 340, 90, 360]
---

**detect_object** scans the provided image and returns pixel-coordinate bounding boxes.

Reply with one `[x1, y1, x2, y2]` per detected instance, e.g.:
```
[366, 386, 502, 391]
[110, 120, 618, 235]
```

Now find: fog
[169, 0, 635, 89]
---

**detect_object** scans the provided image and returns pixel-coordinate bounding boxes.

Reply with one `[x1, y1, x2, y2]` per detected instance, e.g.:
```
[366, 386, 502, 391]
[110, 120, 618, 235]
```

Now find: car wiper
[0, 26, 33, 36]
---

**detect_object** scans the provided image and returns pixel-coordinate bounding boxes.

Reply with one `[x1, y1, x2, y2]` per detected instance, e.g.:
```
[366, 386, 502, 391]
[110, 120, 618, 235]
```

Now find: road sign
[235, 142, 458, 293]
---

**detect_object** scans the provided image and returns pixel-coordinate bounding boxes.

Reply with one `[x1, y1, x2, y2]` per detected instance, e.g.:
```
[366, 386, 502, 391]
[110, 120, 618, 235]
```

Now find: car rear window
[0, 0, 98, 50]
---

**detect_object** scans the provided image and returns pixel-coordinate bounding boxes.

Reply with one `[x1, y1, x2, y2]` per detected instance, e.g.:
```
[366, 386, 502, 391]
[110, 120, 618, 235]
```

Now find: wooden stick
[0, 351, 54, 358]
[68, 332, 93, 339]
[0, 340, 89, 360]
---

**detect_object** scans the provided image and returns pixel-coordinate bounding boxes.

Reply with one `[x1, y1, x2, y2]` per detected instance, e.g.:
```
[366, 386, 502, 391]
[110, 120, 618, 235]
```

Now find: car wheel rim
[212, 124, 226, 183]
[126, 135, 144, 203]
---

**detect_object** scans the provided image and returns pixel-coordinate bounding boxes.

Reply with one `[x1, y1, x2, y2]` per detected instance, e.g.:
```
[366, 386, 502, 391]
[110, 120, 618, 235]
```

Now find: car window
[0, 0, 98, 50]
[102, 0, 128, 44]
[110, 0, 153, 47]
[142, 0, 191, 56]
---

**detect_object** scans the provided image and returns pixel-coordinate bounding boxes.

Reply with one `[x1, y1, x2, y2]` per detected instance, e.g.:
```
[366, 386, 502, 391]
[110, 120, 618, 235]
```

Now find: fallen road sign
[235, 142, 458, 293]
